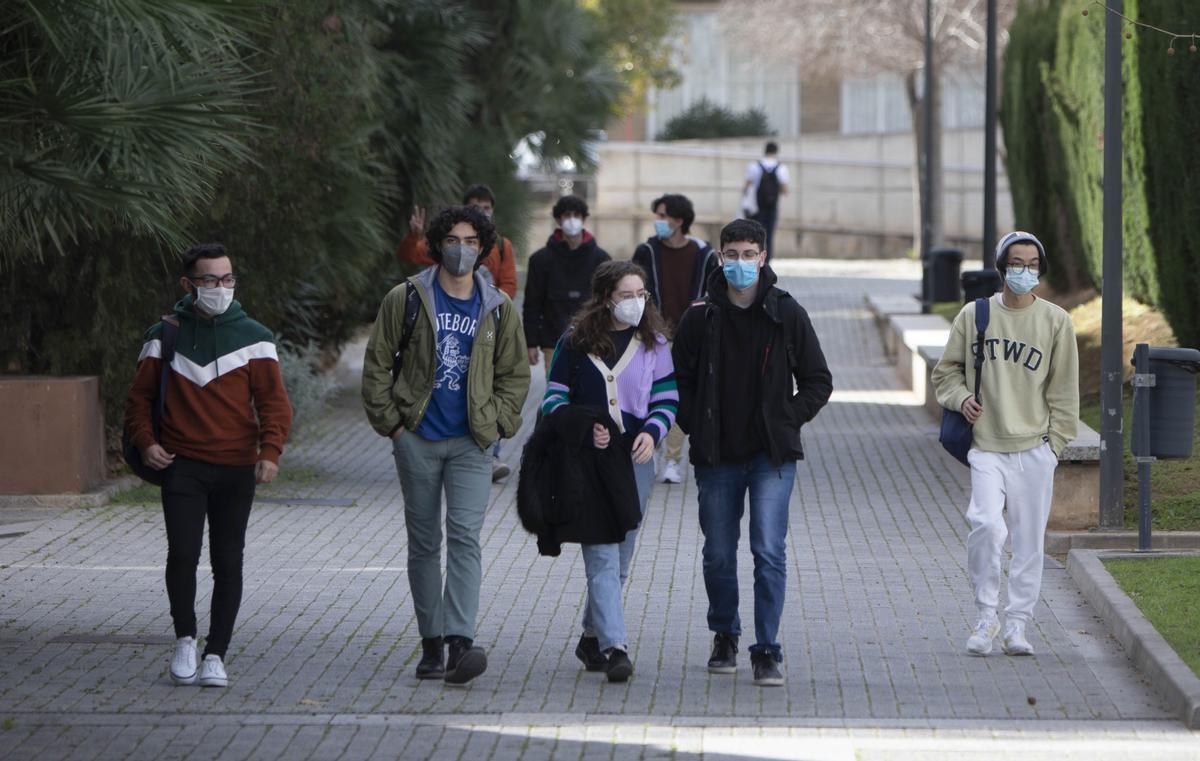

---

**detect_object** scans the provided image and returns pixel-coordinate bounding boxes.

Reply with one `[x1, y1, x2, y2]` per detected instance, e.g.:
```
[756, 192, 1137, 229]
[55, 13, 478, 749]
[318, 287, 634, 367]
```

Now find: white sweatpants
[965, 442, 1057, 622]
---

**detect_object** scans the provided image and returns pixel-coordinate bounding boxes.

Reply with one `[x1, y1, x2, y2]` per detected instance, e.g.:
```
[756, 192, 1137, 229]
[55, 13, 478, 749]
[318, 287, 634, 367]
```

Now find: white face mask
[612, 296, 646, 327]
[195, 286, 234, 316]
[561, 217, 584, 237]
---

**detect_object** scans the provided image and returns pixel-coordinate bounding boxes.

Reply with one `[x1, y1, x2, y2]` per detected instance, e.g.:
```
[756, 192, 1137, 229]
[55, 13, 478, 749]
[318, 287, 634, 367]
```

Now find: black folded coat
[516, 404, 642, 556]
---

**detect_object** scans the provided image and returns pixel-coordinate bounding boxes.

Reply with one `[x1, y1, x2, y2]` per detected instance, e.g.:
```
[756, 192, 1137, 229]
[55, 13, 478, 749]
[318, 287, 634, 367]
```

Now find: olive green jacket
[361, 267, 531, 449]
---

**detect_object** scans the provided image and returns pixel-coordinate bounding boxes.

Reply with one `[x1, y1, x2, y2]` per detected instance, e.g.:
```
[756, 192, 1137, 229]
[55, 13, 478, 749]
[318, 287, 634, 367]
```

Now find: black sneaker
[707, 634, 738, 674]
[415, 637, 444, 680]
[575, 635, 607, 672]
[444, 636, 487, 686]
[751, 651, 784, 686]
[604, 648, 633, 683]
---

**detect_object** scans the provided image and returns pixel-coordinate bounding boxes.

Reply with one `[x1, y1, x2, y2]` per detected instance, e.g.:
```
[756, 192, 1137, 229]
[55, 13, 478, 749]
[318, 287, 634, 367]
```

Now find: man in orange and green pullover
[124, 243, 292, 689]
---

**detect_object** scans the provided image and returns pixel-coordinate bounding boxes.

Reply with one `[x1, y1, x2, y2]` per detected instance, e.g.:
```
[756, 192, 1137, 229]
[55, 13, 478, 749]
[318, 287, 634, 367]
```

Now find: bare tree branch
[721, 0, 1016, 78]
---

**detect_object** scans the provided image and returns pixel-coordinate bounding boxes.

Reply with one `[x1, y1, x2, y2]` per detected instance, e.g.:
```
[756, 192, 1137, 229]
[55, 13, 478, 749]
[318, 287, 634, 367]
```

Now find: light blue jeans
[580, 458, 655, 652]
[392, 433, 492, 640]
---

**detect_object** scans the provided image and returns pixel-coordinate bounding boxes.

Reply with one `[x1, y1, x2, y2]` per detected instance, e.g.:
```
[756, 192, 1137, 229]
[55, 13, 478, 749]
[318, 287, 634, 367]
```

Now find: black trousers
[753, 205, 779, 263]
[161, 456, 255, 658]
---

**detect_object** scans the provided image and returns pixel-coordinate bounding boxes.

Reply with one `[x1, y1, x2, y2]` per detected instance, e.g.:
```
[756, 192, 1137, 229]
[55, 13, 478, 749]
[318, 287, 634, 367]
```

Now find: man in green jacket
[362, 205, 530, 686]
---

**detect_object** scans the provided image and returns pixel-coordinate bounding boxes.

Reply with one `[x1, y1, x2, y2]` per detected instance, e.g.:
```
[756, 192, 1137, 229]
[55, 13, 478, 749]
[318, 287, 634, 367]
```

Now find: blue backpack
[939, 298, 990, 466]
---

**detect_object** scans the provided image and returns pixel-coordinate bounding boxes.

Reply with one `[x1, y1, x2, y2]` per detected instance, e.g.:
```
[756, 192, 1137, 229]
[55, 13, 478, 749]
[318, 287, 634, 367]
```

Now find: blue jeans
[695, 453, 796, 658]
[580, 458, 655, 651]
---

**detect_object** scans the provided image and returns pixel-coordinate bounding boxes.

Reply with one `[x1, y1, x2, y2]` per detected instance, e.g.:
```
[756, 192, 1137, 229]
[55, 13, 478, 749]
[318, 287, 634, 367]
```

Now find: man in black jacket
[672, 218, 833, 687]
[523, 195, 611, 374]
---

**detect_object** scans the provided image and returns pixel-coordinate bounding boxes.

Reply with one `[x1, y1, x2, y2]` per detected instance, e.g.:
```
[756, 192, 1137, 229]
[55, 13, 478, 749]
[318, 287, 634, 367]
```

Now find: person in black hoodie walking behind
[633, 193, 718, 484]
[523, 195, 611, 375]
[672, 218, 832, 687]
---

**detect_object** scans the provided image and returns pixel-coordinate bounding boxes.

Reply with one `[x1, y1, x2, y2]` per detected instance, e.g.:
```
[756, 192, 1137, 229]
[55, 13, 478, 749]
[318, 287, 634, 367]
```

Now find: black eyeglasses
[1005, 264, 1040, 275]
[189, 274, 237, 288]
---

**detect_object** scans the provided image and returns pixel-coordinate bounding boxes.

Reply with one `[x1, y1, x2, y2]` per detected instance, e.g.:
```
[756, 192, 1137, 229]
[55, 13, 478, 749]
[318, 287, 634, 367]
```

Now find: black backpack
[122, 315, 180, 485]
[391, 280, 503, 381]
[756, 161, 781, 210]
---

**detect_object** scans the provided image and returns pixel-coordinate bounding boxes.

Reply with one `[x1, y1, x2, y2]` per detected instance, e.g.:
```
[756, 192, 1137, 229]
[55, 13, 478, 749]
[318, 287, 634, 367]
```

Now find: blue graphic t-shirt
[415, 278, 481, 441]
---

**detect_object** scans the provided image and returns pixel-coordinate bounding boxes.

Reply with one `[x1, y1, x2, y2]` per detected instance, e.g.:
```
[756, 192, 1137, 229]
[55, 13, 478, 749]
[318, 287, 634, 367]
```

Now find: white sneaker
[1002, 619, 1034, 656]
[198, 654, 228, 688]
[661, 460, 683, 484]
[491, 457, 511, 482]
[966, 613, 1000, 656]
[169, 637, 198, 685]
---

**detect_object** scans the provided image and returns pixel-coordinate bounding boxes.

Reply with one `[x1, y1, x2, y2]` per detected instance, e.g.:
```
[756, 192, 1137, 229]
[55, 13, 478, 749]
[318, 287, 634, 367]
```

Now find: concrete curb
[1067, 549, 1200, 728]
[1048, 531, 1200, 554]
[0, 475, 139, 509]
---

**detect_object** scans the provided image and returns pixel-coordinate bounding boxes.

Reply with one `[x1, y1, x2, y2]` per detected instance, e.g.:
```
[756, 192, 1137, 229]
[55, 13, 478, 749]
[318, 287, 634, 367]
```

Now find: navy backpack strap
[971, 297, 989, 402]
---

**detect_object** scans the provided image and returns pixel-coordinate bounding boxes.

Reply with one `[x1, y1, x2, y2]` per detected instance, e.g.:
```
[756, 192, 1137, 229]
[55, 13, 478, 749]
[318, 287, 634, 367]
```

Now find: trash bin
[928, 248, 963, 303]
[1137, 347, 1200, 459]
[961, 269, 1002, 302]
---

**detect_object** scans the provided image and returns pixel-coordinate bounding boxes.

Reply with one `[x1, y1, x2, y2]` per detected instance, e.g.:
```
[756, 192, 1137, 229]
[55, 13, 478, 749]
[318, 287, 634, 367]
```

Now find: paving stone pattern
[1, 261, 1196, 759]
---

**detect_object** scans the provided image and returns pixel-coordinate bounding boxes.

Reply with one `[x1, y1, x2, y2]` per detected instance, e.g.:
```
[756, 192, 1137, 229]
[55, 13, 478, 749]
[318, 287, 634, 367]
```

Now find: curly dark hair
[719, 218, 766, 250]
[651, 193, 694, 234]
[569, 260, 670, 358]
[551, 194, 589, 220]
[181, 243, 230, 276]
[424, 205, 496, 267]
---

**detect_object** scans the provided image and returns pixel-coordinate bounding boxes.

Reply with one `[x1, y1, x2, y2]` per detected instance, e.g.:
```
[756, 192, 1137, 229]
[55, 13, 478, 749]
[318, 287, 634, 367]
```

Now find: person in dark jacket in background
[672, 218, 832, 687]
[523, 195, 611, 375]
[537, 260, 678, 683]
[632, 193, 718, 485]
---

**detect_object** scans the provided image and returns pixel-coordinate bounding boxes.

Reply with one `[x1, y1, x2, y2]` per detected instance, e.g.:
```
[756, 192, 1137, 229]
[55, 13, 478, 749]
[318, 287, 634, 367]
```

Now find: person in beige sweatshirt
[931, 231, 1079, 657]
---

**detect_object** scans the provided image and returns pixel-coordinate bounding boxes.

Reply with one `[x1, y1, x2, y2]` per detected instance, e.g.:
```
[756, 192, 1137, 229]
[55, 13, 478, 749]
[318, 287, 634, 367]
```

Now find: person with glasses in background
[124, 243, 293, 689]
[931, 232, 1078, 658]
[672, 218, 832, 686]
[362, 205, 530, 686]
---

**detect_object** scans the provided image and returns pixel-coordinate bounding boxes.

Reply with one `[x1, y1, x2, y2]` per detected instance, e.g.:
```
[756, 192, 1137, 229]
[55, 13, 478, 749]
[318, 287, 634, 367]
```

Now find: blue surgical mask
[723, 259, 760, 290]
[1005, 267, 1039, 295]
[654, 219, 672, 239]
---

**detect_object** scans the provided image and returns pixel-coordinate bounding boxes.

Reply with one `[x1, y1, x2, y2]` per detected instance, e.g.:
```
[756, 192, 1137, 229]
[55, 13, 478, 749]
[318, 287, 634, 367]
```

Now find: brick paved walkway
[1, 261, 1197, 759]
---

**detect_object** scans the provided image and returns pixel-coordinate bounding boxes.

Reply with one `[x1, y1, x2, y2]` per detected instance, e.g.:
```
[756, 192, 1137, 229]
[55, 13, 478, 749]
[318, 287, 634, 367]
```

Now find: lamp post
[982, 0, 998, 268]
[920, 0, 935, 312]
[1099, 0, 1125, 528]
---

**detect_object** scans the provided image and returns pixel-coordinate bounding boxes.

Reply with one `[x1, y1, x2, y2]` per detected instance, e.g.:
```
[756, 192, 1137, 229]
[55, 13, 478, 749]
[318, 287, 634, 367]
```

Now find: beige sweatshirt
[931, 294, 1079, 455]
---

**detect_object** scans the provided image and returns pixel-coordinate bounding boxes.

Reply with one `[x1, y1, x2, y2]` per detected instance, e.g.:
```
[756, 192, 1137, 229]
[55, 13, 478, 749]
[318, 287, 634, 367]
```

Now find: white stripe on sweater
[137, 340, 278, 388]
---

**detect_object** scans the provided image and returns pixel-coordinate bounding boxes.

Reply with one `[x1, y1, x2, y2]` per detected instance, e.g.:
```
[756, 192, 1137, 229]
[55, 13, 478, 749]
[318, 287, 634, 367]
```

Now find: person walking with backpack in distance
[633, 193, 718, 484]
[362, 205, 531, 686]
[523, 195, 611, 376]
[930, 232, 1078, 657]
[672, 218, 832, 687]
[537, 260, 678, 683]
[744, 142, 789, 262]
[399, 185, 520, 481]
[124, 243, 293, 689]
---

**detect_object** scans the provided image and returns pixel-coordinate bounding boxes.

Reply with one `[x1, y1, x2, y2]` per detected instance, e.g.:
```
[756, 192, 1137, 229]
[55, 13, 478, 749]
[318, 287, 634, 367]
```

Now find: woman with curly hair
[540, 260, 678, 682]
